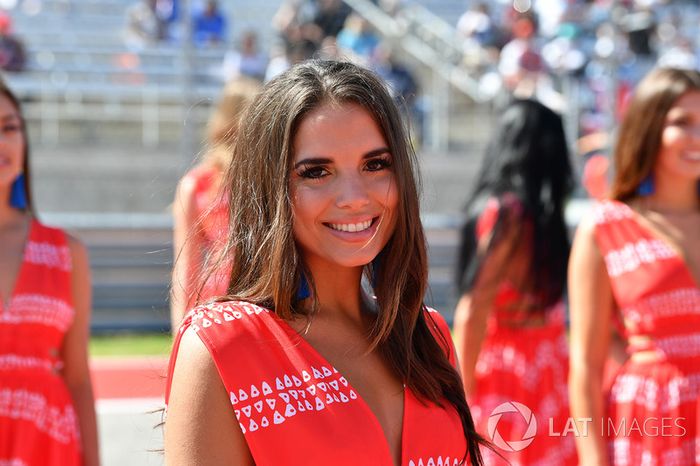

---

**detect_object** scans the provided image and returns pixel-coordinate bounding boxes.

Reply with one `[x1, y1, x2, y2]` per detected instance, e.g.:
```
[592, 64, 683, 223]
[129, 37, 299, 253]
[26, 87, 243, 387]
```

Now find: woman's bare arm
[568, 217, 615, 466]
[170, 176, 200, 334]
[62, 235, 100, 466]
[164, 327, 254, 465]
[453, 214, 519, 398]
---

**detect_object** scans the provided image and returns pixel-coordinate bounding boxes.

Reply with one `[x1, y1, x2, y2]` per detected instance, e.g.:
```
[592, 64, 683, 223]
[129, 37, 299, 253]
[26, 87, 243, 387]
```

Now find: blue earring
[637, 175, 654, 196]
[10, 174, 27, 209]
[295, 273, 311, 301]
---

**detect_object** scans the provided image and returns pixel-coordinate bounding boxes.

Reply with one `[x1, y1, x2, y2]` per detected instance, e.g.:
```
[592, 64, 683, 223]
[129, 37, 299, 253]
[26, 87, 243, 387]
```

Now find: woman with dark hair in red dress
[0, 80, 99, 465]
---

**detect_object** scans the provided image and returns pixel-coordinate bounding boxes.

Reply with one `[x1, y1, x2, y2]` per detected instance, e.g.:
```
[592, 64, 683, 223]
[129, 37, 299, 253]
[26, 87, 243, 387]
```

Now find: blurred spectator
[620, 8, 656, 57]
[264, 38, 316, 82]
[318, 35, 342, 60]
[157, 0, 178, 40]
[0, 13, 25, 72]
[272, 0, 316, 41]
[498, 14, 541, 88]
[124, 0, 167, 49]
[313, 0, 350, 38]
[533, 0, 567, 38]
[372, 44, 418, 111]
[542, 23, 587, 75]
[371, 43, 422, 143]
[457, 2, 498, 48]
[193, 0, 227, 46]
[657, 36, 698, 70]
[378, 0, 402, 17]
[336, 14, 379, 64]
[221, 31, 268, 82]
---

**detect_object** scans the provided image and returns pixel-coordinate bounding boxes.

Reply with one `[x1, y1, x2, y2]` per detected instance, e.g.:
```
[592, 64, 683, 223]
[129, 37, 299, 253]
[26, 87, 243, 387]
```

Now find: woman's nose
[335, 175, 370, 210]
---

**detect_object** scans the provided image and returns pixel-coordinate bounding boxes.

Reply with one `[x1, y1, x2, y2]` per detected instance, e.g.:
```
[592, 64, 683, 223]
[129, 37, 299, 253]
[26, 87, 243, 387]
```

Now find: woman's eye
[299, 166, 329, 179]
[668, 118, 690, 127]
[2, 124, 20, 133]
[365, 157, 392, 172]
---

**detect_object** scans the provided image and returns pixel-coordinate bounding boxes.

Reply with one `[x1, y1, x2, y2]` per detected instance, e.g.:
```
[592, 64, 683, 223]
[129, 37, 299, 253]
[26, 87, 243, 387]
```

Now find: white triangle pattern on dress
[190, 303, 361, 436]
[407, 458, 459, 466]
[230, 363, 358, 435]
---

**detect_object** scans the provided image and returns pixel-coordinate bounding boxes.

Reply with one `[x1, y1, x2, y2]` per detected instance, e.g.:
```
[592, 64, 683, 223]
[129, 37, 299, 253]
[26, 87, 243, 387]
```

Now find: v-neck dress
[166, 301, 469, 466]
[0, 220, 81, 465]
[593, 199, 700, 465]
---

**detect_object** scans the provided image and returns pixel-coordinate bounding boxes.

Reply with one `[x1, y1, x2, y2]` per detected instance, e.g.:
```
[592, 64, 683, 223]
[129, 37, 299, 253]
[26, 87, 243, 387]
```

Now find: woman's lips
[323, 217, 380, 242]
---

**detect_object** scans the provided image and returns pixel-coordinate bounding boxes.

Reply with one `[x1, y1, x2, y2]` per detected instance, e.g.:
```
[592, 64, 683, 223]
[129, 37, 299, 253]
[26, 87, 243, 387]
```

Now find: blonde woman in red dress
[569, 67, 700, 465]
[0, 81, 99, 464]
[164, 60, 490, 465]
[170, 77, 260, 333]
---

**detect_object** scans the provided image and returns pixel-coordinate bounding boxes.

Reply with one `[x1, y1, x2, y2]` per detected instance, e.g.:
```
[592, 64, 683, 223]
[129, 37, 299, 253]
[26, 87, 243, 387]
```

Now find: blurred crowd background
[0, 0, 698, 332]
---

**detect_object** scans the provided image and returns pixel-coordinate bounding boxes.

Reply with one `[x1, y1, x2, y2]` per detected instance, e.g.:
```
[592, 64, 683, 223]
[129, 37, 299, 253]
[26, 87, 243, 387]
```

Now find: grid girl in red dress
[164, 60, 489, 465]
[170, 77, 260, 333]
[453, 99, 576, 465]
[569, 67, 700, 465]
[0, 80, 99, 465]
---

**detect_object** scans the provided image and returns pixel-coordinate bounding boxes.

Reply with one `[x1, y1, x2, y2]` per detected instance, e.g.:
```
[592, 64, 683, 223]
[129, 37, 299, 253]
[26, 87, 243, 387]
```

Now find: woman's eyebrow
[293, 157, 332, 169]
[293, 148, 390, 169]
[363, 148, 391, 159]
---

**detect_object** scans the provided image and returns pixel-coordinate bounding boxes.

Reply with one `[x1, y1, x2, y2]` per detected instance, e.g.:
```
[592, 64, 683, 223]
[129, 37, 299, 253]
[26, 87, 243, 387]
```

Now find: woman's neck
[645, 174, 699, 215]
[303, 262, 366, 324]
[0, 188, 26, 228]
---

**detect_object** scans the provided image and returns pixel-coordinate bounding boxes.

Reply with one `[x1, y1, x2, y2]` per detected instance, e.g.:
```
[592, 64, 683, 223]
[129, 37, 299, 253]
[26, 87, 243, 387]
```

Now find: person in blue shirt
[193, 0, 227, 46]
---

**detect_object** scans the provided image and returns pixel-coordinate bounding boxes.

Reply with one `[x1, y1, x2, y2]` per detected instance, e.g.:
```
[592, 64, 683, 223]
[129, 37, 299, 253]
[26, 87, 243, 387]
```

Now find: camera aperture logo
[487, 402, 537, 452]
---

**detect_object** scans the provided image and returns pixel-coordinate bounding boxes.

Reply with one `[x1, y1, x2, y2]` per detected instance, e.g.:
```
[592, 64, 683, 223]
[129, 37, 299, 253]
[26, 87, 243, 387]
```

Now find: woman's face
[290, 102, 398, 271]
[656, 91, 700, 183]
[0, 94, 24, 189]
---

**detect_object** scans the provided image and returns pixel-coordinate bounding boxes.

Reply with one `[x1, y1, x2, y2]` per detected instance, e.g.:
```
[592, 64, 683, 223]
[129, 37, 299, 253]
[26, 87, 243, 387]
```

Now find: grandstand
[6, 0, 489, 331]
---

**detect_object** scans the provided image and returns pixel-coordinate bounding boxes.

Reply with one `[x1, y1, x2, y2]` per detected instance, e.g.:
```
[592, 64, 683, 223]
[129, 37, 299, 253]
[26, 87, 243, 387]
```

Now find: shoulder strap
[424, 307, 456, 366]
[590, 199, 635, 256]
[166, 301, 280, 404]
[26, 220, 72, 272]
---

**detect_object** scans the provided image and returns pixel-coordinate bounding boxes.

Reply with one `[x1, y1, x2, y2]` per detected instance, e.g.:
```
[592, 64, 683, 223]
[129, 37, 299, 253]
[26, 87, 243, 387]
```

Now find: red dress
[166, 301, 470, 465]
[0, 220, 82, 465]
[593, 199, 699, 465]
[182, 164, 230, 304]
[466, 196, 576, 465]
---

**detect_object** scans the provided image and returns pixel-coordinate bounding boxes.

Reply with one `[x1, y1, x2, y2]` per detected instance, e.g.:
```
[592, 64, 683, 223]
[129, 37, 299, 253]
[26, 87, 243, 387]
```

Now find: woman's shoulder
[424, 306, 449, 327]
[23, 219, 80, 272]
[179, 163, 218, 194]
[423, 307, 455, 361]
[175, 300, 279, 350]
[30, 218, 66, 239]
[467, 193, 525, 242]
[589, 198, 634, 225]
[181, 300, 273, 331]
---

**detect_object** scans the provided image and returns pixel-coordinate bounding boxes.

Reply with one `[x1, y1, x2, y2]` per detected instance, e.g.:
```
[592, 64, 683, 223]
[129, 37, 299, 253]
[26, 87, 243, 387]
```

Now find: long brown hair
[218, 60, 486, 464]
[0, 78, 33, 213]
[611, 67, 700, 201]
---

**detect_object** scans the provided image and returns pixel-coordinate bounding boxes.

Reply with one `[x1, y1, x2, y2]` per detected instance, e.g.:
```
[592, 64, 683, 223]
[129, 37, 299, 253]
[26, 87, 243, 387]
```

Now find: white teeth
[329, 219, 372, 232]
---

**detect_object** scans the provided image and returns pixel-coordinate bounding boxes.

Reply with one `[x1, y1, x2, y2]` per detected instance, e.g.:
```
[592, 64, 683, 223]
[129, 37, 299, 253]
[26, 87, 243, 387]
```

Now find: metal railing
[341, 0, 494, 152]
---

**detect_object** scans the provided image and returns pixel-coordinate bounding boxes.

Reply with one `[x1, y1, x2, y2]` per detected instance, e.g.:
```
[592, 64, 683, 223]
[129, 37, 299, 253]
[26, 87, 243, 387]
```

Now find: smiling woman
[291, 102, 398, 271]
[164, 60, 489, 465]
[568, 67, 700, 466]
[0, 80, 99, 465]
